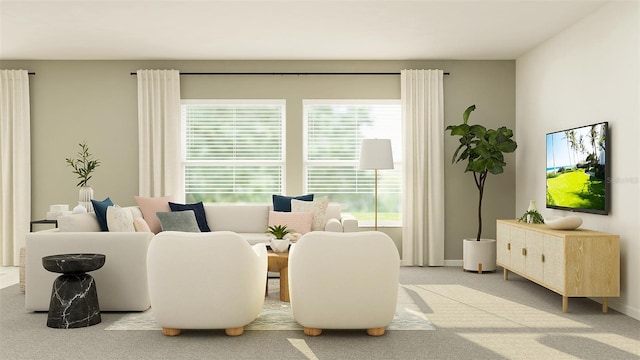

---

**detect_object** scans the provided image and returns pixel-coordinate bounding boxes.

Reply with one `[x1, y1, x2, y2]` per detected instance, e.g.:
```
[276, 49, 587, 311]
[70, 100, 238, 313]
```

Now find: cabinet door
[510, 227, 526, 273]
[525, 231, 544, 281]
[543, 235, 565, 292]
[496, 222, 511, 267]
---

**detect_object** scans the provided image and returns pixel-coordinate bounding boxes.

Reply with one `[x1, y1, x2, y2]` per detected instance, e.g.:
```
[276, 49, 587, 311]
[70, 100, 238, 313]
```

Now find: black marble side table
[42, 253, 106, 329]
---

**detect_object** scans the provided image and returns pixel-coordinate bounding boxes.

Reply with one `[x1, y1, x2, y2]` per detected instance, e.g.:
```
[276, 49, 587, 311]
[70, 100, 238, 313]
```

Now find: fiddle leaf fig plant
[446, 105, 517, 241]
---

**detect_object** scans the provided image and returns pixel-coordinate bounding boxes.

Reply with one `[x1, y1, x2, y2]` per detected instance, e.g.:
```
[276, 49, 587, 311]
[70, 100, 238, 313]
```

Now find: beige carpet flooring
[1, 266, 639, 360]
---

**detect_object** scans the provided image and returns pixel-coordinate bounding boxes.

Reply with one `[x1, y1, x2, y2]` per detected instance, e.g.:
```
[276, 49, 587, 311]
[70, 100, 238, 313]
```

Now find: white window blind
[303, 100, 402, 224]
[182, 100, 285, 203]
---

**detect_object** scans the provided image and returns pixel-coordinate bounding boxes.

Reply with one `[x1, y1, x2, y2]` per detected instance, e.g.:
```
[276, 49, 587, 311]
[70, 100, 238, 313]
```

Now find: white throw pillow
[291, 196, 329, 231]
[107, 205, 135, 232]
[57, 213, 101, 232]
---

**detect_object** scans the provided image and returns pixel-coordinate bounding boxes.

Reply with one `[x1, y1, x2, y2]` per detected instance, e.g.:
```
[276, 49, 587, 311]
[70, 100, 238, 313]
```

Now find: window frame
[180, 99, 287, 203]
[302, 99, 403, 226]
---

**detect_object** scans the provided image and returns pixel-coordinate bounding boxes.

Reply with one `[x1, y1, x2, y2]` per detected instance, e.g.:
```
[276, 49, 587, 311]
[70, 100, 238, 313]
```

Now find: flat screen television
[546, 122, 609, 215]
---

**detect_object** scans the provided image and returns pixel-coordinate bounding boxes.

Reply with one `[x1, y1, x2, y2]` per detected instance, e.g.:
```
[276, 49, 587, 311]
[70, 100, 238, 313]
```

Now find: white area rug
[106, 284, 434, 331]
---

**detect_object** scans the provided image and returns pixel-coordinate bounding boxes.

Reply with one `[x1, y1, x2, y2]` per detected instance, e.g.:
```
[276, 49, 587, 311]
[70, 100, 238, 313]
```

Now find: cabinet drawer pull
[522, 248, 527, 256]
[507, 243, 511, 250]
[541, 254, 545, 262]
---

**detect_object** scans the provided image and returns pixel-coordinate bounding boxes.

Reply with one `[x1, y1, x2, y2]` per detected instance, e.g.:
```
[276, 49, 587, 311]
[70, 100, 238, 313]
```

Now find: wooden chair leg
[225, 327, 244, 336]
[304, 327, 322, 336]
[162, 328, 181, 336]
[367, 327, 385, 336]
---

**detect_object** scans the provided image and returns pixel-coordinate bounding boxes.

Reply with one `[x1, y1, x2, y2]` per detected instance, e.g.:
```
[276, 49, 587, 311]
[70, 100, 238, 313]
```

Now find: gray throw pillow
[156, 210, 201, 232]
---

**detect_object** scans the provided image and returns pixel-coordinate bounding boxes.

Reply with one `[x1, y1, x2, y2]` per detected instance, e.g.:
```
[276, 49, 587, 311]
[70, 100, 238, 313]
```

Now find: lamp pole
[358, 138, 393, 232]
[374, 168, 379, 231]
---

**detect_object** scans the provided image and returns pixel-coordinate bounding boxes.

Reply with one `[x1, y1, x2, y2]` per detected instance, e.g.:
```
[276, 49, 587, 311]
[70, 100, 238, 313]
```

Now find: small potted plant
[66, 141, 100, 211]
[518, 209, 545, 224]
[446, 105, 517, 272]
[266, 225, 294, 253]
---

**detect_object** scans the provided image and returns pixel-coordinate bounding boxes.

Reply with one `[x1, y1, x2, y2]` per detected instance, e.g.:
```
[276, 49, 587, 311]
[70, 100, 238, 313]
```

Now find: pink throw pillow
[134, 195, 175, 234]
[268, 211, 313, 234]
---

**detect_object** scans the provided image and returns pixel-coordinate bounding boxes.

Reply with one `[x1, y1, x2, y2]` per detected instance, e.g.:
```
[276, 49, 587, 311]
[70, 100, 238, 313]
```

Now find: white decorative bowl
[270, 238, 290, 253]
[545, 215, 583, 230]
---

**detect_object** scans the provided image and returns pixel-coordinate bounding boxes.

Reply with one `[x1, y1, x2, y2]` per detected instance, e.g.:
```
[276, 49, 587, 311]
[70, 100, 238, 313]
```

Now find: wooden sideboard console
[496, 219, 619, 313]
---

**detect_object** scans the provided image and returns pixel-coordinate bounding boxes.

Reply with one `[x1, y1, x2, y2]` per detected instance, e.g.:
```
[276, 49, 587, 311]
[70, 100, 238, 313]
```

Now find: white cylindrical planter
[463, 238, 497, 273]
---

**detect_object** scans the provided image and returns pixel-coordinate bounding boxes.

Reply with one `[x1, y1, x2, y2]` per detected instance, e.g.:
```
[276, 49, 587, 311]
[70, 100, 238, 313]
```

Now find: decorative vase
[527, 200, 537, 223]
[545, 215, 583, 230]
[79, 186, 94, 213]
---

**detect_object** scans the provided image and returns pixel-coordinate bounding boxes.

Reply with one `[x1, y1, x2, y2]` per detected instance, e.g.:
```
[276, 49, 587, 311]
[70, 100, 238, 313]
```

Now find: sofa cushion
[272, 194, 313, 212]
[291, 196, 329, 231]
[57, 213, 101, 232]
[91, 197, 114, 231]
[107, 205, 135, 232]
[169, 201, 210, 232]
[268, 211, 313, 234]
[134, 195, 175, 234]
[157, 210, 201, 232]
[206, 205, 269, 233]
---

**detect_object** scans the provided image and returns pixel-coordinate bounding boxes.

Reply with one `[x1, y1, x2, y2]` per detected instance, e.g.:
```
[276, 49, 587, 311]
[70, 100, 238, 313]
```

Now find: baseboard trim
[400, 259, 463, 267]
[444, 259, 463, 267]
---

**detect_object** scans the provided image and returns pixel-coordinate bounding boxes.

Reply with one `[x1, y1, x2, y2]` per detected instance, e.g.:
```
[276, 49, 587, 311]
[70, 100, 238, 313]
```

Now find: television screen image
[546, 122, 609, 215]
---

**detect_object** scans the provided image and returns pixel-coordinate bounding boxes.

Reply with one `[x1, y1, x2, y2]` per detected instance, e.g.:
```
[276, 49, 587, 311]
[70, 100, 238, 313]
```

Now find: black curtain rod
[28, 72, 36, 75]
[129, 71, 450, 76]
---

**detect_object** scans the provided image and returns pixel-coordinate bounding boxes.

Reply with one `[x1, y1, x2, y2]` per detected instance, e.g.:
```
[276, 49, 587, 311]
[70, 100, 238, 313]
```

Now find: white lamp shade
[359, 139, 394, 170]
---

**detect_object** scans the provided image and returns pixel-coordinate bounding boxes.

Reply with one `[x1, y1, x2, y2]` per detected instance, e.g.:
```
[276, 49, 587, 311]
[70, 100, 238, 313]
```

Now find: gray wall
[0, 60, 515, 261]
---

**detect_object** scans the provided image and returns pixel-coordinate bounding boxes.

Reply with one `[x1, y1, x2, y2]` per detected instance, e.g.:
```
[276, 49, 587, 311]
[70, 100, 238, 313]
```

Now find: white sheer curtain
[0, 70, 31, 266]
[136, 70, 182, 198]
[401, 69, 445, 266]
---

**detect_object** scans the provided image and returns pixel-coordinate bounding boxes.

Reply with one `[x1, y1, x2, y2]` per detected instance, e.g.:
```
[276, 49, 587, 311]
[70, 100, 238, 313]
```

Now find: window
[181, 100, 285, 203]
[303, 100, 402, 225]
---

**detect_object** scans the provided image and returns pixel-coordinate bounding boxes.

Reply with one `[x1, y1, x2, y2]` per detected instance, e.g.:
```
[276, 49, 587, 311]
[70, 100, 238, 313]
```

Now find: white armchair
[147, 231, 267, 336]
[288, 231, 400, 336]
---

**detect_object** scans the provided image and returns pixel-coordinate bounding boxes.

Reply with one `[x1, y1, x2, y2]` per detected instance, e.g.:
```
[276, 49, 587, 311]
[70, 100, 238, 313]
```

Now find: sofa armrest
[323, 214, 359, 232]
[324, 218, 343, 232]
[341, 214, 359, 232]
[25, 231, 153, 311]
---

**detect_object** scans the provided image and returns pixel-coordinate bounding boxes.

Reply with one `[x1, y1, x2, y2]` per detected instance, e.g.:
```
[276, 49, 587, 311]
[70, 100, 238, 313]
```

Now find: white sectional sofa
[24, 202, 357, 312]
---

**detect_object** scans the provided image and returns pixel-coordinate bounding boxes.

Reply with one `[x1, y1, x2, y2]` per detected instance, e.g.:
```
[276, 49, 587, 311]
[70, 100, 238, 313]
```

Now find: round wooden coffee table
[267, 250, 289, 302]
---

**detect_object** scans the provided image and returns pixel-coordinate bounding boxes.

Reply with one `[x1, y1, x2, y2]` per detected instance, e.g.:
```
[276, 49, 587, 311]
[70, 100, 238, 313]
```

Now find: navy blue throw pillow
[272, 194, 314, 212]
[91, 197, 114, 231]
[168, 201, 211, 232]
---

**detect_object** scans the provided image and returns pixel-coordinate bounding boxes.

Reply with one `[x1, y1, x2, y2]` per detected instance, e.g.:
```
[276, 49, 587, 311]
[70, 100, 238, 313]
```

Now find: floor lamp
[359, 139, 394, 231]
